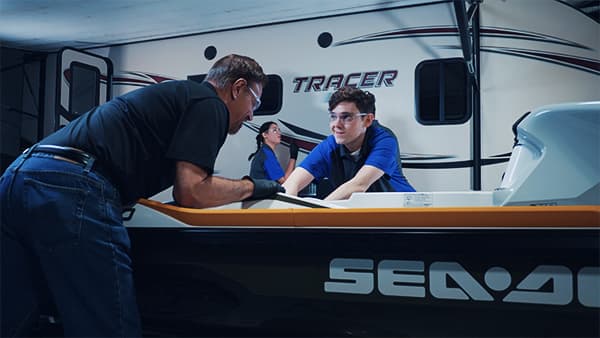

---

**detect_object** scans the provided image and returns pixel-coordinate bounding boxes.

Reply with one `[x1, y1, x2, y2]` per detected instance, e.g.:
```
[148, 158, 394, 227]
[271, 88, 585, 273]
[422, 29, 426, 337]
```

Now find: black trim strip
[403, 160, 473, 169]
[403, 157, 508, 169]
[334, 26, 590, 50]
[489, 152, 512, 158]
[278, 120, 327, 140]
[472, 6, 482, 190]
[482, 157, 510, 165]
[480, 47, 600, 75]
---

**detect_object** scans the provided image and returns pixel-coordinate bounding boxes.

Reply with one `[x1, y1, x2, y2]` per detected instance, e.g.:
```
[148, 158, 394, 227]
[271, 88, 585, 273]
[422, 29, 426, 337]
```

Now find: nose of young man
[332, 117, 346, 131]
[332, 126, 346, 144]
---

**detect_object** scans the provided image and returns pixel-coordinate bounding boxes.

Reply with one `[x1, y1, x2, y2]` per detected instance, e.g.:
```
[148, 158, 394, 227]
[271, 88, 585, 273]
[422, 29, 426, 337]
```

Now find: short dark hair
[328, 86, 376, 115]
[206, 54, 268, 88]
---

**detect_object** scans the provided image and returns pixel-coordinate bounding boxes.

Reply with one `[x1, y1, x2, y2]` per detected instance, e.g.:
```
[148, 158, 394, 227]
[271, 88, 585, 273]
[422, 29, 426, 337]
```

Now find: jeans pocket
[23, 177, 88, 250]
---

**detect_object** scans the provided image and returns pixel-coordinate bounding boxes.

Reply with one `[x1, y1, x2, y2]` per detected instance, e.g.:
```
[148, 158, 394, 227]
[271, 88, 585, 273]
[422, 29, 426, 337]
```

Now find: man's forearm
[324, 181, 360, 200]
[282, 167, 313, 196]
[325, 165, 385, 201]
[177, 176, 254, 208]
[282, 159, 296, 182]
[198, 176, 255, 207]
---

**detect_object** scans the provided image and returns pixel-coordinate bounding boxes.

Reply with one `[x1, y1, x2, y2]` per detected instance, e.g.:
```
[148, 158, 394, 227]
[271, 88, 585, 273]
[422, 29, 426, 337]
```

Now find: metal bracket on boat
[122, 207, 136, 221]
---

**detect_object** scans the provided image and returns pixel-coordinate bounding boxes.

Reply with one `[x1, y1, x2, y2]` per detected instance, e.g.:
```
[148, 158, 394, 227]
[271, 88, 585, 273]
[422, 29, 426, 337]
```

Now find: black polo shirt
[41, 80, 229, 204]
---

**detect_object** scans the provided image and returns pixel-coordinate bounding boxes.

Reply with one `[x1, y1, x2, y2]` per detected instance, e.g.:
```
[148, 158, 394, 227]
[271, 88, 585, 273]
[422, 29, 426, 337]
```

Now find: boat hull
[129, 226, 599, 337]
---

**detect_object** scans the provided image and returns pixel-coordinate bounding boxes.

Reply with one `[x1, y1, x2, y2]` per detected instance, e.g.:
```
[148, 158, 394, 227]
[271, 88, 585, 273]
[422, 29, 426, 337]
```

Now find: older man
[0, 54, 283, 337]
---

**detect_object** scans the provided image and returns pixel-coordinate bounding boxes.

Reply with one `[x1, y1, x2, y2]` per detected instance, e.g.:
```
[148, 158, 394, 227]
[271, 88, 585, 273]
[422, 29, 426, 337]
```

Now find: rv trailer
[47, 0, 600, 194]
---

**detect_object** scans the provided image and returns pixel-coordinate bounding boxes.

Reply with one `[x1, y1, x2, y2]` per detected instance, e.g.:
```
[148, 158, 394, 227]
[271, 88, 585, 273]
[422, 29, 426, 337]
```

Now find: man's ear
[231, 78, 246, 100]
[364, 113, 375, 127]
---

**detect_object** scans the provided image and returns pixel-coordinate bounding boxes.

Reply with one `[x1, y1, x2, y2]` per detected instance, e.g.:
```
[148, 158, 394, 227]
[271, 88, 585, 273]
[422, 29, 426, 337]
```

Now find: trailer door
[56, 47, 113, 129]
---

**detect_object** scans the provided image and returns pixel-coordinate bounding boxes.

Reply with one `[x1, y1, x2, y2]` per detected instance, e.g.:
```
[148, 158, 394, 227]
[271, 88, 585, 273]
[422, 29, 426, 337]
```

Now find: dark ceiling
[0, 0, 597, 52]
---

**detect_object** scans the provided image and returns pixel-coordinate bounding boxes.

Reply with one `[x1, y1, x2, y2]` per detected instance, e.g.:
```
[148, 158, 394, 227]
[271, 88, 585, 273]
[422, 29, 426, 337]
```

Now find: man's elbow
[173, 187, 211, 208]
[173, 189, 192, 208]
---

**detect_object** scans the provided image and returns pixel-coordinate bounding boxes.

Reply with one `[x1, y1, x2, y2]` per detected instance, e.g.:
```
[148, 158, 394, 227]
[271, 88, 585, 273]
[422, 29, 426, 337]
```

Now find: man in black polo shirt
[0, 54, 283, 337]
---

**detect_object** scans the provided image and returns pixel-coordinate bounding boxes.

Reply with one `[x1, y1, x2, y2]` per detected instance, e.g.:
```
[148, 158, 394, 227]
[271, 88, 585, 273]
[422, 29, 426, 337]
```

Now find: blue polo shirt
[299, 120, 415, 192]
[249, 144, 285, 181]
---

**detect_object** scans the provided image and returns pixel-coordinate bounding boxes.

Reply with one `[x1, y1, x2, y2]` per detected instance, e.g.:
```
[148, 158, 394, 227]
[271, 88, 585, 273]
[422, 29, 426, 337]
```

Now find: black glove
[289, 143, 299, 160]
[243, 176, 285, 200]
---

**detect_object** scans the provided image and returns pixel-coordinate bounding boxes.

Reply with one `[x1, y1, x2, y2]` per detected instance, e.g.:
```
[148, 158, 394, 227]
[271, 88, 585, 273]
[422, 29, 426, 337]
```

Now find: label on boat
[404, 193, 433, 207]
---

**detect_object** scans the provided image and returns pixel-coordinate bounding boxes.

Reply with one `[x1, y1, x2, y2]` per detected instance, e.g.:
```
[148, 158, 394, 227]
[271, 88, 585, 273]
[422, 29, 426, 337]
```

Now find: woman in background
[248, 121, 298, 183]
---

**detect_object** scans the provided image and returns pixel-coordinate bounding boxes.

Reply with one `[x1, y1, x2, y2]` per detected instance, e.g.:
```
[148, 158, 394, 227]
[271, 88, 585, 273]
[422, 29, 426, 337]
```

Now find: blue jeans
[1, 152, 141, 337]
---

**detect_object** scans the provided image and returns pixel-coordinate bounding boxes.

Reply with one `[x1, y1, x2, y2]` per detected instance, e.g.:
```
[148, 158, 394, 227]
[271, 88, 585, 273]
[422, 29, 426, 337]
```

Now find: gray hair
[205, 54, 268, 88]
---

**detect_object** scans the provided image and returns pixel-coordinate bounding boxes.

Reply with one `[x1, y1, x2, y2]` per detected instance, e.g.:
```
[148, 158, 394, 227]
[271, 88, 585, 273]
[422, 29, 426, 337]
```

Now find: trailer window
[415, 58, 470, 125]
[69, 62, 100, 116]
[188, 74, 282, 116]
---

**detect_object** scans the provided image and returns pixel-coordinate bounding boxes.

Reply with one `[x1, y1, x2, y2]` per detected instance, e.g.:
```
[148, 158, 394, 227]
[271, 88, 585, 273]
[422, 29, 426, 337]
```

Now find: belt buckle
[22, 144, 39, 157]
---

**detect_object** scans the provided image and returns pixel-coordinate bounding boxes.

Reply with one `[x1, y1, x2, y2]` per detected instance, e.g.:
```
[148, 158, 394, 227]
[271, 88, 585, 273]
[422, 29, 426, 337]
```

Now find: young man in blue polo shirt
[283, 86, 415, 200]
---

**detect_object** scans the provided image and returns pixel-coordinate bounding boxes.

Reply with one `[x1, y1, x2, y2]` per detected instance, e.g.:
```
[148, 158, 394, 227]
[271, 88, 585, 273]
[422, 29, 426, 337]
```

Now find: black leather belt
[27, 145, 116, 186]
[31, 145, 94, 166]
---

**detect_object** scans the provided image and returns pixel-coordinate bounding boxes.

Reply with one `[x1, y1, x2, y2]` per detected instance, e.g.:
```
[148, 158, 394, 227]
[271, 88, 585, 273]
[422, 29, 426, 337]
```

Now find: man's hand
[243, 176, 285, 200]
[289, 143, 299, 160]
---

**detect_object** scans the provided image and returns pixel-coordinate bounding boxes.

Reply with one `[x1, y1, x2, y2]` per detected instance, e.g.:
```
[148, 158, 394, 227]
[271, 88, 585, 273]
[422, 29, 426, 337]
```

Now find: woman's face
[263, 123, 281, 146]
